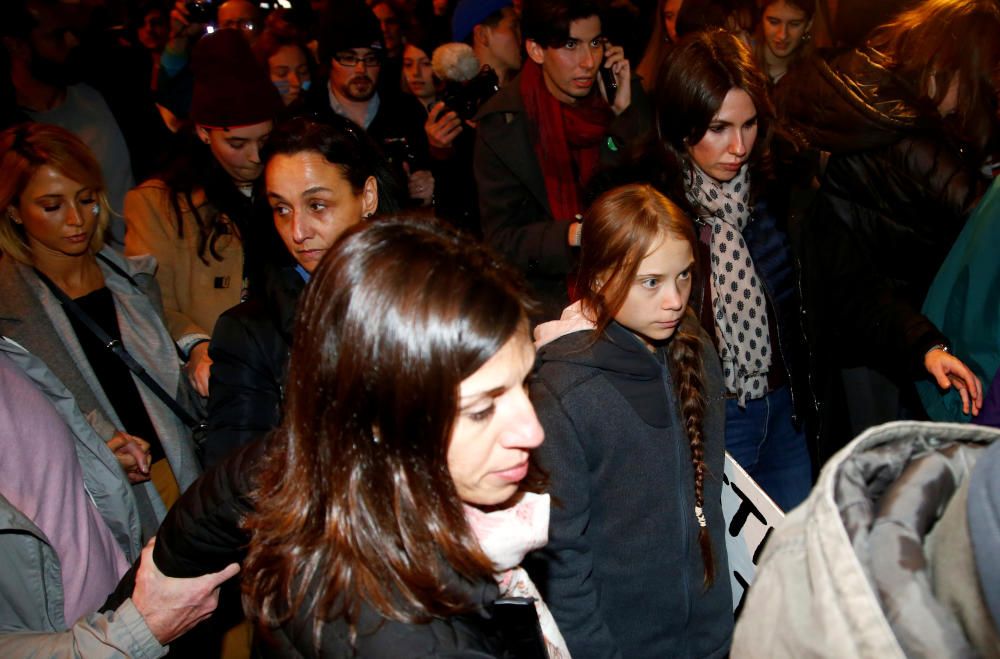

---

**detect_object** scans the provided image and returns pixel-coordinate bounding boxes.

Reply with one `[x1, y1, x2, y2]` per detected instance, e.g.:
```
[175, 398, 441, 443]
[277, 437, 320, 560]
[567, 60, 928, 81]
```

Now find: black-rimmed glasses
[333, 52, 382, 68]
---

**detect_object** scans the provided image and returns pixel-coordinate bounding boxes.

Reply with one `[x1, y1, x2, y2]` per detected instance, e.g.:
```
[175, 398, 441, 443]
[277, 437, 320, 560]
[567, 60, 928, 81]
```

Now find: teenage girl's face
[448, 331, 544, 507]
[269, 45, 311, 107]
[402, 44, 435, 102]
[198, 121, 273, 185]
[266, 151, 378, 272]
[687, 88, 758, 182]
[9, 165, 99, 260]
[663, 0, 683, 43]
[613, 231, 695, 351]
[762, 0, 811, 60]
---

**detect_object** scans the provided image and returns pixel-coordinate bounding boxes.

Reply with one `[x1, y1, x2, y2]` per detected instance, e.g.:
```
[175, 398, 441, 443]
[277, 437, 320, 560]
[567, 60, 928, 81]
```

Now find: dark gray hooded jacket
[529, 319, 733, 659]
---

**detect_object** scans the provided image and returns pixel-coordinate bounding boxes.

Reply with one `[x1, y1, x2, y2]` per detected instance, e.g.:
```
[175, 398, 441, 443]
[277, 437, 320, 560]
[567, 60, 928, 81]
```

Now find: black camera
[440, 66, 500, 122]
[381, 137, 417, 171]
[186, 0, 216, 24]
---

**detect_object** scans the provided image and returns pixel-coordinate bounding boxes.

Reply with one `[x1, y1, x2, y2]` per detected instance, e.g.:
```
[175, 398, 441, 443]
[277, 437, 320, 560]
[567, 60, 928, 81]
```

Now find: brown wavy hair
[576, 183, 715, 586]
[867, 0, 1000, 155]
[241, 217, 538, 647]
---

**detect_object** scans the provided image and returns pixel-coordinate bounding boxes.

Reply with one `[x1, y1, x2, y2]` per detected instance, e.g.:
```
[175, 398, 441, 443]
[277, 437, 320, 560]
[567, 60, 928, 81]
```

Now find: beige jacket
[732, 421, 1000, 658]
[124, 180, 243, 344]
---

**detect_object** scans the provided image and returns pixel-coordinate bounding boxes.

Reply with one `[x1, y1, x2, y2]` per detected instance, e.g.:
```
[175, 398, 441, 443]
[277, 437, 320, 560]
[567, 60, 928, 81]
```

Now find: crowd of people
[1, 0, 999, 656]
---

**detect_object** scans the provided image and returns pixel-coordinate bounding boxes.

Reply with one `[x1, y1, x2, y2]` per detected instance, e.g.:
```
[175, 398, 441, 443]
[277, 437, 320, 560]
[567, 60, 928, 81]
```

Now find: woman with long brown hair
[530, 183, 733, 658]
[777, 0, 992, 453]
[148, 217, 567, 657]
[650, 28, 814, 511]
[125, 28, 284, 398]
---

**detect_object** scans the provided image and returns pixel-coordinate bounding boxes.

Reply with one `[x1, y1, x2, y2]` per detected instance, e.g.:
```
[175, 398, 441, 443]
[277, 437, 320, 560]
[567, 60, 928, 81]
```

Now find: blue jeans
[725, 386, 812, 512]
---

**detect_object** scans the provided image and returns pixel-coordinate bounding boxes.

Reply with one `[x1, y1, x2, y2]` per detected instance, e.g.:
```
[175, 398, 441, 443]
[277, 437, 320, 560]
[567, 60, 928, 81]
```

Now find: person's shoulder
[475, 77, 524, 124]
[128, 179, 208, 212]
[213, 298, 273, 347]
[67, 82, 106, 103]
[0, 255, 34, 304]
[98, 247, 157, 280]
[534, 332, 606, 396]
[127, 178, 172, 202]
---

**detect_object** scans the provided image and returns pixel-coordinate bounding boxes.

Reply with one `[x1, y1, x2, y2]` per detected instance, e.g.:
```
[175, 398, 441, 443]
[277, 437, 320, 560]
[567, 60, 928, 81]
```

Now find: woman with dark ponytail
[530, 183, 733, 658]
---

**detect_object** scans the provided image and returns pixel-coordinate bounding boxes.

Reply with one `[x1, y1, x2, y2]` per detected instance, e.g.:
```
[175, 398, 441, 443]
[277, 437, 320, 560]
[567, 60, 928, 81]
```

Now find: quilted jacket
[732, 420, 1000, 657]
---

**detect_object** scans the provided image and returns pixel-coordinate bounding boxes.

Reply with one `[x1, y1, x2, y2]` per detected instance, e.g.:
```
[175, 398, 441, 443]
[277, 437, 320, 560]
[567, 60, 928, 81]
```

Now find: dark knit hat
[318, 3, 384, 66]
[190, 29, 284, 128]
[451, 0, 513, 42]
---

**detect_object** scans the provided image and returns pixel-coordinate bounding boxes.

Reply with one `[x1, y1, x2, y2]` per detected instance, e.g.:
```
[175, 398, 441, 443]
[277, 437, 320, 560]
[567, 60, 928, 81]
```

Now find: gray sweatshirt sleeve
[0, 599, 166, 659]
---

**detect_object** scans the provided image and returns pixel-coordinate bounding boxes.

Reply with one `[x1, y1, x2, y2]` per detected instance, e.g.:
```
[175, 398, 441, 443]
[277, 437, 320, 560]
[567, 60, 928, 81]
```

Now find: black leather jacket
[778, 47, 987, 379]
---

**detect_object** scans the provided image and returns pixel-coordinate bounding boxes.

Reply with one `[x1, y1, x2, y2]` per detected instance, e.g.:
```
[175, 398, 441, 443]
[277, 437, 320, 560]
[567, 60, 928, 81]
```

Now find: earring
[801, 31, 812, 43]
[363, 212, 373, 219]
[7, 209, 20, 224]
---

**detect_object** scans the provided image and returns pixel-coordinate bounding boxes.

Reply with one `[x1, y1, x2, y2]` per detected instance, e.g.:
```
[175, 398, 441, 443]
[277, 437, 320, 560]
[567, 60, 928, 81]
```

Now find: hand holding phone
[599, 42, 631, 115]
[599, 65, 617, 106]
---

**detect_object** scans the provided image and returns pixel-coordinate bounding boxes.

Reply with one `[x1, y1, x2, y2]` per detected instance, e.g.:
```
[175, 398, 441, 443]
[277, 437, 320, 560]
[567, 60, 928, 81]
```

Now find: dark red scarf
[520, 60, 613, 222]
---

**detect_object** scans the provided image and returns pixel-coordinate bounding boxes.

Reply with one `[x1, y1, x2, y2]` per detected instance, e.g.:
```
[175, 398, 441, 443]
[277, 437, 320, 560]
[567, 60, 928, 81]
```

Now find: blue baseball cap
[451, 0, 514, 43]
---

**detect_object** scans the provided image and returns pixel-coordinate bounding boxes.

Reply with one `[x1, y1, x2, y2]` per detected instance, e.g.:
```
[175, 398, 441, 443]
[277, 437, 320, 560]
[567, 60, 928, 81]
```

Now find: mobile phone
[600, 62, 617, 105]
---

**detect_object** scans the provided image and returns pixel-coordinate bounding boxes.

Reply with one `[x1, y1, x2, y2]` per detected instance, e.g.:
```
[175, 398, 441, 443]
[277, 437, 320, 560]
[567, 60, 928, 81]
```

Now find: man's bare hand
[133, 539, 241, 645]
[600, 43, 632, 116]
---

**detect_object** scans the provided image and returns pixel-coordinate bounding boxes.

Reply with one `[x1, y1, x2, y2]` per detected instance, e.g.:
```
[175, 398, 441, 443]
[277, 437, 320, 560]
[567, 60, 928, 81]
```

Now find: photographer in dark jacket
[204, 116, 400, 466]
[777, 0, 995, 456]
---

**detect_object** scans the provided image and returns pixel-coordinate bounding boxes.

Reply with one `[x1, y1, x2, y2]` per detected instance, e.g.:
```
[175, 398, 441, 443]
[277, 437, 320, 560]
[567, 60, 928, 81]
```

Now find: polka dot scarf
[685, 163, 772, 406]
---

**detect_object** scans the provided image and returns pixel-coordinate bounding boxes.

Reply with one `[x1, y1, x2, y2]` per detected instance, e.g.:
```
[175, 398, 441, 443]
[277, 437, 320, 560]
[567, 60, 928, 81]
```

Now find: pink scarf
[464, 493, 570, 658]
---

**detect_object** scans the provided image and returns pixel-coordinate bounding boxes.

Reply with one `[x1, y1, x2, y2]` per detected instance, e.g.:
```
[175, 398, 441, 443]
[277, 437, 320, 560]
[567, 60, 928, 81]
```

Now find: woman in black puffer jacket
[776, 0, 997, 456]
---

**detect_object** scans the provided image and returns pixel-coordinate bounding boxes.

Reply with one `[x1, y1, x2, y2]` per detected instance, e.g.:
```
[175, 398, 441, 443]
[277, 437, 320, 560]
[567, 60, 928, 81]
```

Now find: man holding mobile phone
[474, 0, 650, 321]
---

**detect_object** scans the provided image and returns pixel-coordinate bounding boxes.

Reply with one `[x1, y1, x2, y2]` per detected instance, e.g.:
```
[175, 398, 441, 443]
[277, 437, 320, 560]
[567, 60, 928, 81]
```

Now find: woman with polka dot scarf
[650, 28, 813, 511]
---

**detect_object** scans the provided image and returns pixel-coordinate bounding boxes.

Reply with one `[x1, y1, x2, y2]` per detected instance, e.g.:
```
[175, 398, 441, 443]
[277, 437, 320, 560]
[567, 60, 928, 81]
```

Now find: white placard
[721, 453, 784, 613]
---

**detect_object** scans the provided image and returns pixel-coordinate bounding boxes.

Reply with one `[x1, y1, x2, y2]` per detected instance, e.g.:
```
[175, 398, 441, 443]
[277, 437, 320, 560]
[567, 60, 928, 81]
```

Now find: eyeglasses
[333, 52, 382, 68]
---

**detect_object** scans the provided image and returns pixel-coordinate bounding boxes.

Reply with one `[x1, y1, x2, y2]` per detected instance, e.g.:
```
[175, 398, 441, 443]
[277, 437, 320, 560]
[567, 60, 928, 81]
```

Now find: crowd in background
[1, 0, 999, 656]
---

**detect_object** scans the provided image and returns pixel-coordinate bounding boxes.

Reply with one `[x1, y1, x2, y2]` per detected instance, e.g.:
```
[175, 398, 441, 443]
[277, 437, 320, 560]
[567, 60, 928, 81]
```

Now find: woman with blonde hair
[0, 122, 201, 533]
[531, 183, 733, 658]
